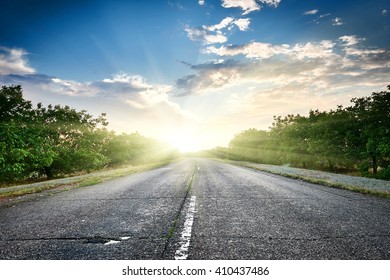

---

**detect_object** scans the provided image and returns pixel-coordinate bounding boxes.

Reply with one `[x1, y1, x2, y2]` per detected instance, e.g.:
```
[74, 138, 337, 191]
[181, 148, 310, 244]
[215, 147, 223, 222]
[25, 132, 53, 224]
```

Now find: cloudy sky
[1, 0, 389, 151]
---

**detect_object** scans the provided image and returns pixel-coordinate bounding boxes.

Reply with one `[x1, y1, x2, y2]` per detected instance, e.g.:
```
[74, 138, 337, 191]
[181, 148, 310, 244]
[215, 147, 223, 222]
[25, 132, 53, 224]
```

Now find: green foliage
[0, 85, 32, 121]
[224, 85, 390, 179]
[347, 87, 390, 177]
[229, 129, 280, 164]
[0, 85, 177, 184]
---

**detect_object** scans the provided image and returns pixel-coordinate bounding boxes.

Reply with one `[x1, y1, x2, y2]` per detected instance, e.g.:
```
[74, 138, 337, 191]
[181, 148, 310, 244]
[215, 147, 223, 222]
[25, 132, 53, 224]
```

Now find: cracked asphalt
[1, 158, 389, 259]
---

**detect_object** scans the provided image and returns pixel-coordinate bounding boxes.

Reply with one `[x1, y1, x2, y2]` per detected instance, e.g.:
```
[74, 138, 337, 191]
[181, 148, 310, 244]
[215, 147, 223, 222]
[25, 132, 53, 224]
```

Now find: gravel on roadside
[224, 160, 390, 198]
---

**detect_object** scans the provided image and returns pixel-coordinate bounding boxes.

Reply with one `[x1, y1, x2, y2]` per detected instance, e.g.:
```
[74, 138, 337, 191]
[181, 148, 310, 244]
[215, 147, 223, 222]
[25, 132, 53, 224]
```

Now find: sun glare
[166, 132, 201, 153]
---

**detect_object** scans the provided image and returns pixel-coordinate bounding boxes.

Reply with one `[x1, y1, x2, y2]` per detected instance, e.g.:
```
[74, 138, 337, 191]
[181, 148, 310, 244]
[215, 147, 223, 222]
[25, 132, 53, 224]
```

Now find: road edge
[0, 160, 179, 207]
[215, 159, 390, 199]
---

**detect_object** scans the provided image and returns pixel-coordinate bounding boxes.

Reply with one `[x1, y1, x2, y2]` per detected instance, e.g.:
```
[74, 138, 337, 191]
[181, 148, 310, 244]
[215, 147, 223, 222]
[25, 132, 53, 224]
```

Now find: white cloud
[291, 41, 336, 60]
[179, 35, 390, 96]
[233, 18, 251, 31]
[259, 0, 282, 7]
[382, 9, 388, 16]
[50, 73, 154, 97]
[125, 84, 174, 109]
[303, 9, 318, 15]
[96, 73, 180, 110]
[185, 17, 251, 45]
[206, 17, 235, 31]
[206, 17, 251, 32]
[222, 0, 260, 15]
[102, 72, 151, 89]
[0, 67, 192, 119]
[344, 48, 385, 57]
[205, 40, 336, 60]
[0, 46, 36, 75]
[185, 25, 228, 44]
[205, 42, 289, 59]
[332, 17, 343, 26]
[0, 69, 200, 143]
[221, 0, 281, 15]
[199, 0, 205, 6]
[50, 77, 94, 96]
[175, 59, 243, 95]
[259, 0, 281, 7]
[339, 35, 365, 46]
[71, 74, 179, 116]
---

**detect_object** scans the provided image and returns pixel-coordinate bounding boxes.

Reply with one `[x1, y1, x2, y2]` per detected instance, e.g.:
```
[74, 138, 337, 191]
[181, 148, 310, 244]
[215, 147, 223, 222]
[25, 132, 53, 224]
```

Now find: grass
[0, 160, 174, 200]
[221, 159, 390, 199]
[278, 172, 390, 199]
[0, 185, 57, 198]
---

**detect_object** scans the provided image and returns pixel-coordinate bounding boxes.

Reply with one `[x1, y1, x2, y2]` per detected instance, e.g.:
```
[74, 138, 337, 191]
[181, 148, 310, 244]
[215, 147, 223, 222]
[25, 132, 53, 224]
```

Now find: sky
[1, 0, 389, 152]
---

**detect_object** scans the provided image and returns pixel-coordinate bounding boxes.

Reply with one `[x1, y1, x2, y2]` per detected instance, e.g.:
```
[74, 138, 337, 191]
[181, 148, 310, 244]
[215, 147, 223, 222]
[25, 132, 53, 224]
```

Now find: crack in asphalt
[160, 161, 198, 259]
[1, 235, 155, 243]
[54, 197, 185, 201]
[3, 234, 388, 244]
[191, 234, 390, 241]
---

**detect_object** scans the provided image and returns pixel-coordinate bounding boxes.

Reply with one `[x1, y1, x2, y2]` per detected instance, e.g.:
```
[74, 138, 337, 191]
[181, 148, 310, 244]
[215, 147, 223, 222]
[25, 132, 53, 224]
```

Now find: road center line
[174, 195, 196, 260]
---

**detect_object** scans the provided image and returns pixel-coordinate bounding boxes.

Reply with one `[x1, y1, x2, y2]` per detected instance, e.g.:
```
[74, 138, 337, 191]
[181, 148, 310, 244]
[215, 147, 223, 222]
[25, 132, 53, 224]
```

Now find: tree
[228, 129, 278, 163]
[348, 86, 390, 177]
[33, 104, 109, 177]
[304, 108, 354, 171]
[228, 85, 390, 178]
[103, 132, 138, 165]
[0, 85, 32, 122]
[0, 85, 109, 181]
[0, 85, 177, 183]
[0, 86, 54, 181]
[270, 114, 314, 168]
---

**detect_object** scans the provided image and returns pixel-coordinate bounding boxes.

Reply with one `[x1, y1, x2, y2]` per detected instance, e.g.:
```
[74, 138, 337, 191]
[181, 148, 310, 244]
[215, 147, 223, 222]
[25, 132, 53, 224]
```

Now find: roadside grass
[0, 185, 57, 199]
[0, 160, 174, 200]
[218, 159, 390, 199]
[273, 172, 390, 199]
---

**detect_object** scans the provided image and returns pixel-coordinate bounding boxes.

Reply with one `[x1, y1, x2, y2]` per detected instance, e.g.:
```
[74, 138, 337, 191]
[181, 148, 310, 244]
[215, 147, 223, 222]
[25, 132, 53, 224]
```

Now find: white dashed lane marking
[175, 196, 196, 260]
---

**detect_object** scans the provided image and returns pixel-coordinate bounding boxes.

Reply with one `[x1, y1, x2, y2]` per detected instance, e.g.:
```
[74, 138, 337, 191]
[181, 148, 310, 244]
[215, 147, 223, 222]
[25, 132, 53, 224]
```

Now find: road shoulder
[217, 159, 390, 199]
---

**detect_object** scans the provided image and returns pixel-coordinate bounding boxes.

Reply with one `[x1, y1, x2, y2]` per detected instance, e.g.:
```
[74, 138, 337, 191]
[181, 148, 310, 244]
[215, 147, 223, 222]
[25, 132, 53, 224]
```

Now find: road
[1, 158, 389, 259]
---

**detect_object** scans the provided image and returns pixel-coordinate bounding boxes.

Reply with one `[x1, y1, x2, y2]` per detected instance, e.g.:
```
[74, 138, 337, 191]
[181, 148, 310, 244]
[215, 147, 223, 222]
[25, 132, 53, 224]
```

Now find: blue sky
[1, 0, 390, 151]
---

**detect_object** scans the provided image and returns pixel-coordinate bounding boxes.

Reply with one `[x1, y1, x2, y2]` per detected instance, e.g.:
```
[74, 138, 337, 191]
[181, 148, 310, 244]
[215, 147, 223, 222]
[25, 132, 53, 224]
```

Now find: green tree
[0, 85, 109, 181]
[0, 86, 55, 181]
[0, 85, 32, 122]
[228, 129, 278, 164]
[305, 108, 353, 171]
[0, 85, 177, 183]
[270, 114, 314, 168]
[33, 104, 109, 177]
[348, 86, 390, 177]
[103, 132, 138, 165]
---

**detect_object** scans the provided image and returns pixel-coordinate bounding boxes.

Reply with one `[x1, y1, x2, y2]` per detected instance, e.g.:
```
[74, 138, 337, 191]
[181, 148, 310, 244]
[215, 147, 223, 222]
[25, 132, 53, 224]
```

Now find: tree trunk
[328, 159, 334, 171]
[372, 155, 378, 175]
[44, 166, 53, 179]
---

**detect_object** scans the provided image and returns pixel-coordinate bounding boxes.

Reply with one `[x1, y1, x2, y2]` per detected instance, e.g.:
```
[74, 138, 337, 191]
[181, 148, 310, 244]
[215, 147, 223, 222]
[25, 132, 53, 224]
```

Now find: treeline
[0, 85, 178, 183]
[209, 86, 390, 179]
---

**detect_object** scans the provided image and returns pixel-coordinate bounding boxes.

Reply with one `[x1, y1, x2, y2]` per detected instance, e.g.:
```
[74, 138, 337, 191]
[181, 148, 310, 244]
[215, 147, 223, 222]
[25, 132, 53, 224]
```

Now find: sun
[165, 132, 201, 153]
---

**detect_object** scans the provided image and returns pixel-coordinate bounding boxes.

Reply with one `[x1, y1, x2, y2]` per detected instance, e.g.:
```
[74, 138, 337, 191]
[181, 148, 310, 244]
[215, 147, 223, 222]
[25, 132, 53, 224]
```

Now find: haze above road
[1, 159, 389, 259]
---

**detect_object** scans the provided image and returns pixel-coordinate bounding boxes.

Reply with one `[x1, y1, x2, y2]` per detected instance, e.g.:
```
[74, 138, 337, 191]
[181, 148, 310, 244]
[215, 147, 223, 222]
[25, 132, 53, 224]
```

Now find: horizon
[1, 0, 389, 152]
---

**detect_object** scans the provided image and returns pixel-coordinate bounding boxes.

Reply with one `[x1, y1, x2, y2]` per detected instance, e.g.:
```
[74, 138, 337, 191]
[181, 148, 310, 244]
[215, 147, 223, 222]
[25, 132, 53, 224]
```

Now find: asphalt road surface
[1, 158, 389, 259]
